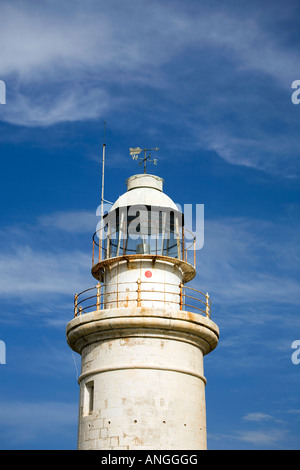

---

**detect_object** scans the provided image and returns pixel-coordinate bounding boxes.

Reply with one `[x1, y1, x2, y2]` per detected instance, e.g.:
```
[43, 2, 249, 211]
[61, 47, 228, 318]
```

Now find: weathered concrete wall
[103, 258, 182, 310]
[66, 307, 219, 450]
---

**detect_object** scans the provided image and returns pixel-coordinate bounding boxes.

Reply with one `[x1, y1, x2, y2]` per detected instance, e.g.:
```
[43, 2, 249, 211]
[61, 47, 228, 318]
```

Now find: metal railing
[74, 280, 211, 318]
[92, 223, 196, 268]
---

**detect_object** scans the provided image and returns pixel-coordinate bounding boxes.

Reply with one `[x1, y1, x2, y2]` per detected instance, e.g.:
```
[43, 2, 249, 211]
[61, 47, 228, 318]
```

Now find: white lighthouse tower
[66, 148, 219, 450]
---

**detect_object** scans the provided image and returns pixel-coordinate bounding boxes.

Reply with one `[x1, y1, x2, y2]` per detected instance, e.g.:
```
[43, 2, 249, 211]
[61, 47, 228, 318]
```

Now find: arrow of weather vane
[129, 147, 159, 174]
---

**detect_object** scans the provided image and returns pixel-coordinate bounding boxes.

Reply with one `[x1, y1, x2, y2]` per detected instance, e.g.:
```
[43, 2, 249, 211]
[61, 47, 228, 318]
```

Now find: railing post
[205, 292, 210, 318]
[161, 211, 166, 256]
[179, 282, 183, 310]
[99, 230, 101, 263]
[92, 240, 95, 267]
[175, 216, 181, 260]
[193, 237, 196, 268]
[137, 278, 141, 307]
[123, 218, 127, 255]
[107, 225, 110, 259]
[79, 306, 82, 316]
[74, 293, 78, 317]
[96, 282, 101, 311]
[116, 213, 124, 257]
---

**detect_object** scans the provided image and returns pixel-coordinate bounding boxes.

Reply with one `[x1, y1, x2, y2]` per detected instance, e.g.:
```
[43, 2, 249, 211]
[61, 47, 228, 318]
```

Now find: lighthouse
[66, 148, 219, 450]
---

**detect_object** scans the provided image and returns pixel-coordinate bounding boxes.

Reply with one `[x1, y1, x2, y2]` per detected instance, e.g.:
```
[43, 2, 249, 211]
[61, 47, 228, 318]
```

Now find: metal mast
[101, 121, 106, 227]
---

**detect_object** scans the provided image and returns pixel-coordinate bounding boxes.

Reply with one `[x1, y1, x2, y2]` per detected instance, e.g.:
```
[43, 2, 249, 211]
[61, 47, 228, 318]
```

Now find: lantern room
[98, 173, 184, 260]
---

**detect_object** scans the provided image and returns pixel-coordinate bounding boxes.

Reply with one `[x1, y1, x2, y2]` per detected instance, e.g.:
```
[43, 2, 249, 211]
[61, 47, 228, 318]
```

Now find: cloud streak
[194, 216, 300, 308]
[0, 209, 299, 335]
[0, 1, 299, 176]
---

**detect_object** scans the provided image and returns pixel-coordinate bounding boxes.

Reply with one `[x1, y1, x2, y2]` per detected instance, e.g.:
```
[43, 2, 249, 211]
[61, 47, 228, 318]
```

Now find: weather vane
[129, 147, 159, 174]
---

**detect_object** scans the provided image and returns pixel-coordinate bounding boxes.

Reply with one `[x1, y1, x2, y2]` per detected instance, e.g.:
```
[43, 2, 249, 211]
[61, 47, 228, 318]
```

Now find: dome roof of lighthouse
[109, 174, 180, 213]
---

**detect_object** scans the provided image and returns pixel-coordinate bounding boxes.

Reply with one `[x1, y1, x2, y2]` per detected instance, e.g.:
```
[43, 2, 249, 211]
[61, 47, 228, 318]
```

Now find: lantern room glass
[100, 207, 183, 260]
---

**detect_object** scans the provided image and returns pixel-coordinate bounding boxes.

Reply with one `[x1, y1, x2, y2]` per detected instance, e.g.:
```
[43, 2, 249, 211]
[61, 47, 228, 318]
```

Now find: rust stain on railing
[74, 280, 211, 319]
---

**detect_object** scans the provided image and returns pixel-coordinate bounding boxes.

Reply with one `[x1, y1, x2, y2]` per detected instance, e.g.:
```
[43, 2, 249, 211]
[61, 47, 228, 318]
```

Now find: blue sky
[0, 0, 300, 449]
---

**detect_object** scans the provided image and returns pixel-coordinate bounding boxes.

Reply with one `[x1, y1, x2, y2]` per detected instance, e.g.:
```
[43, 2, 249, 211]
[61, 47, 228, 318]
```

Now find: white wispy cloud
[0, 209, 299, 335]
[242, 412, 275, 423]
[194, 216, 300, 308]
[235, 429, 288, 447]
[38, 210, 98, 233]
[1, 2, 297, 85]
[287, 409, 300, 416]
[0, 245, 90, 298]
[210, 407, 299, 449]
[1, 209, 299, 308]
[2, 87, 115, 127]
[0, 209, 102, 307]
[209, 427, 289, 449]
[0, 0, 299, 178]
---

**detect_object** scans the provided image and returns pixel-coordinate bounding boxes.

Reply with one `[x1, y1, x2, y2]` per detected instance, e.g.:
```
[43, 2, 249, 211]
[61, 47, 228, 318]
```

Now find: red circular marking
[145, 270, 152, 278]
